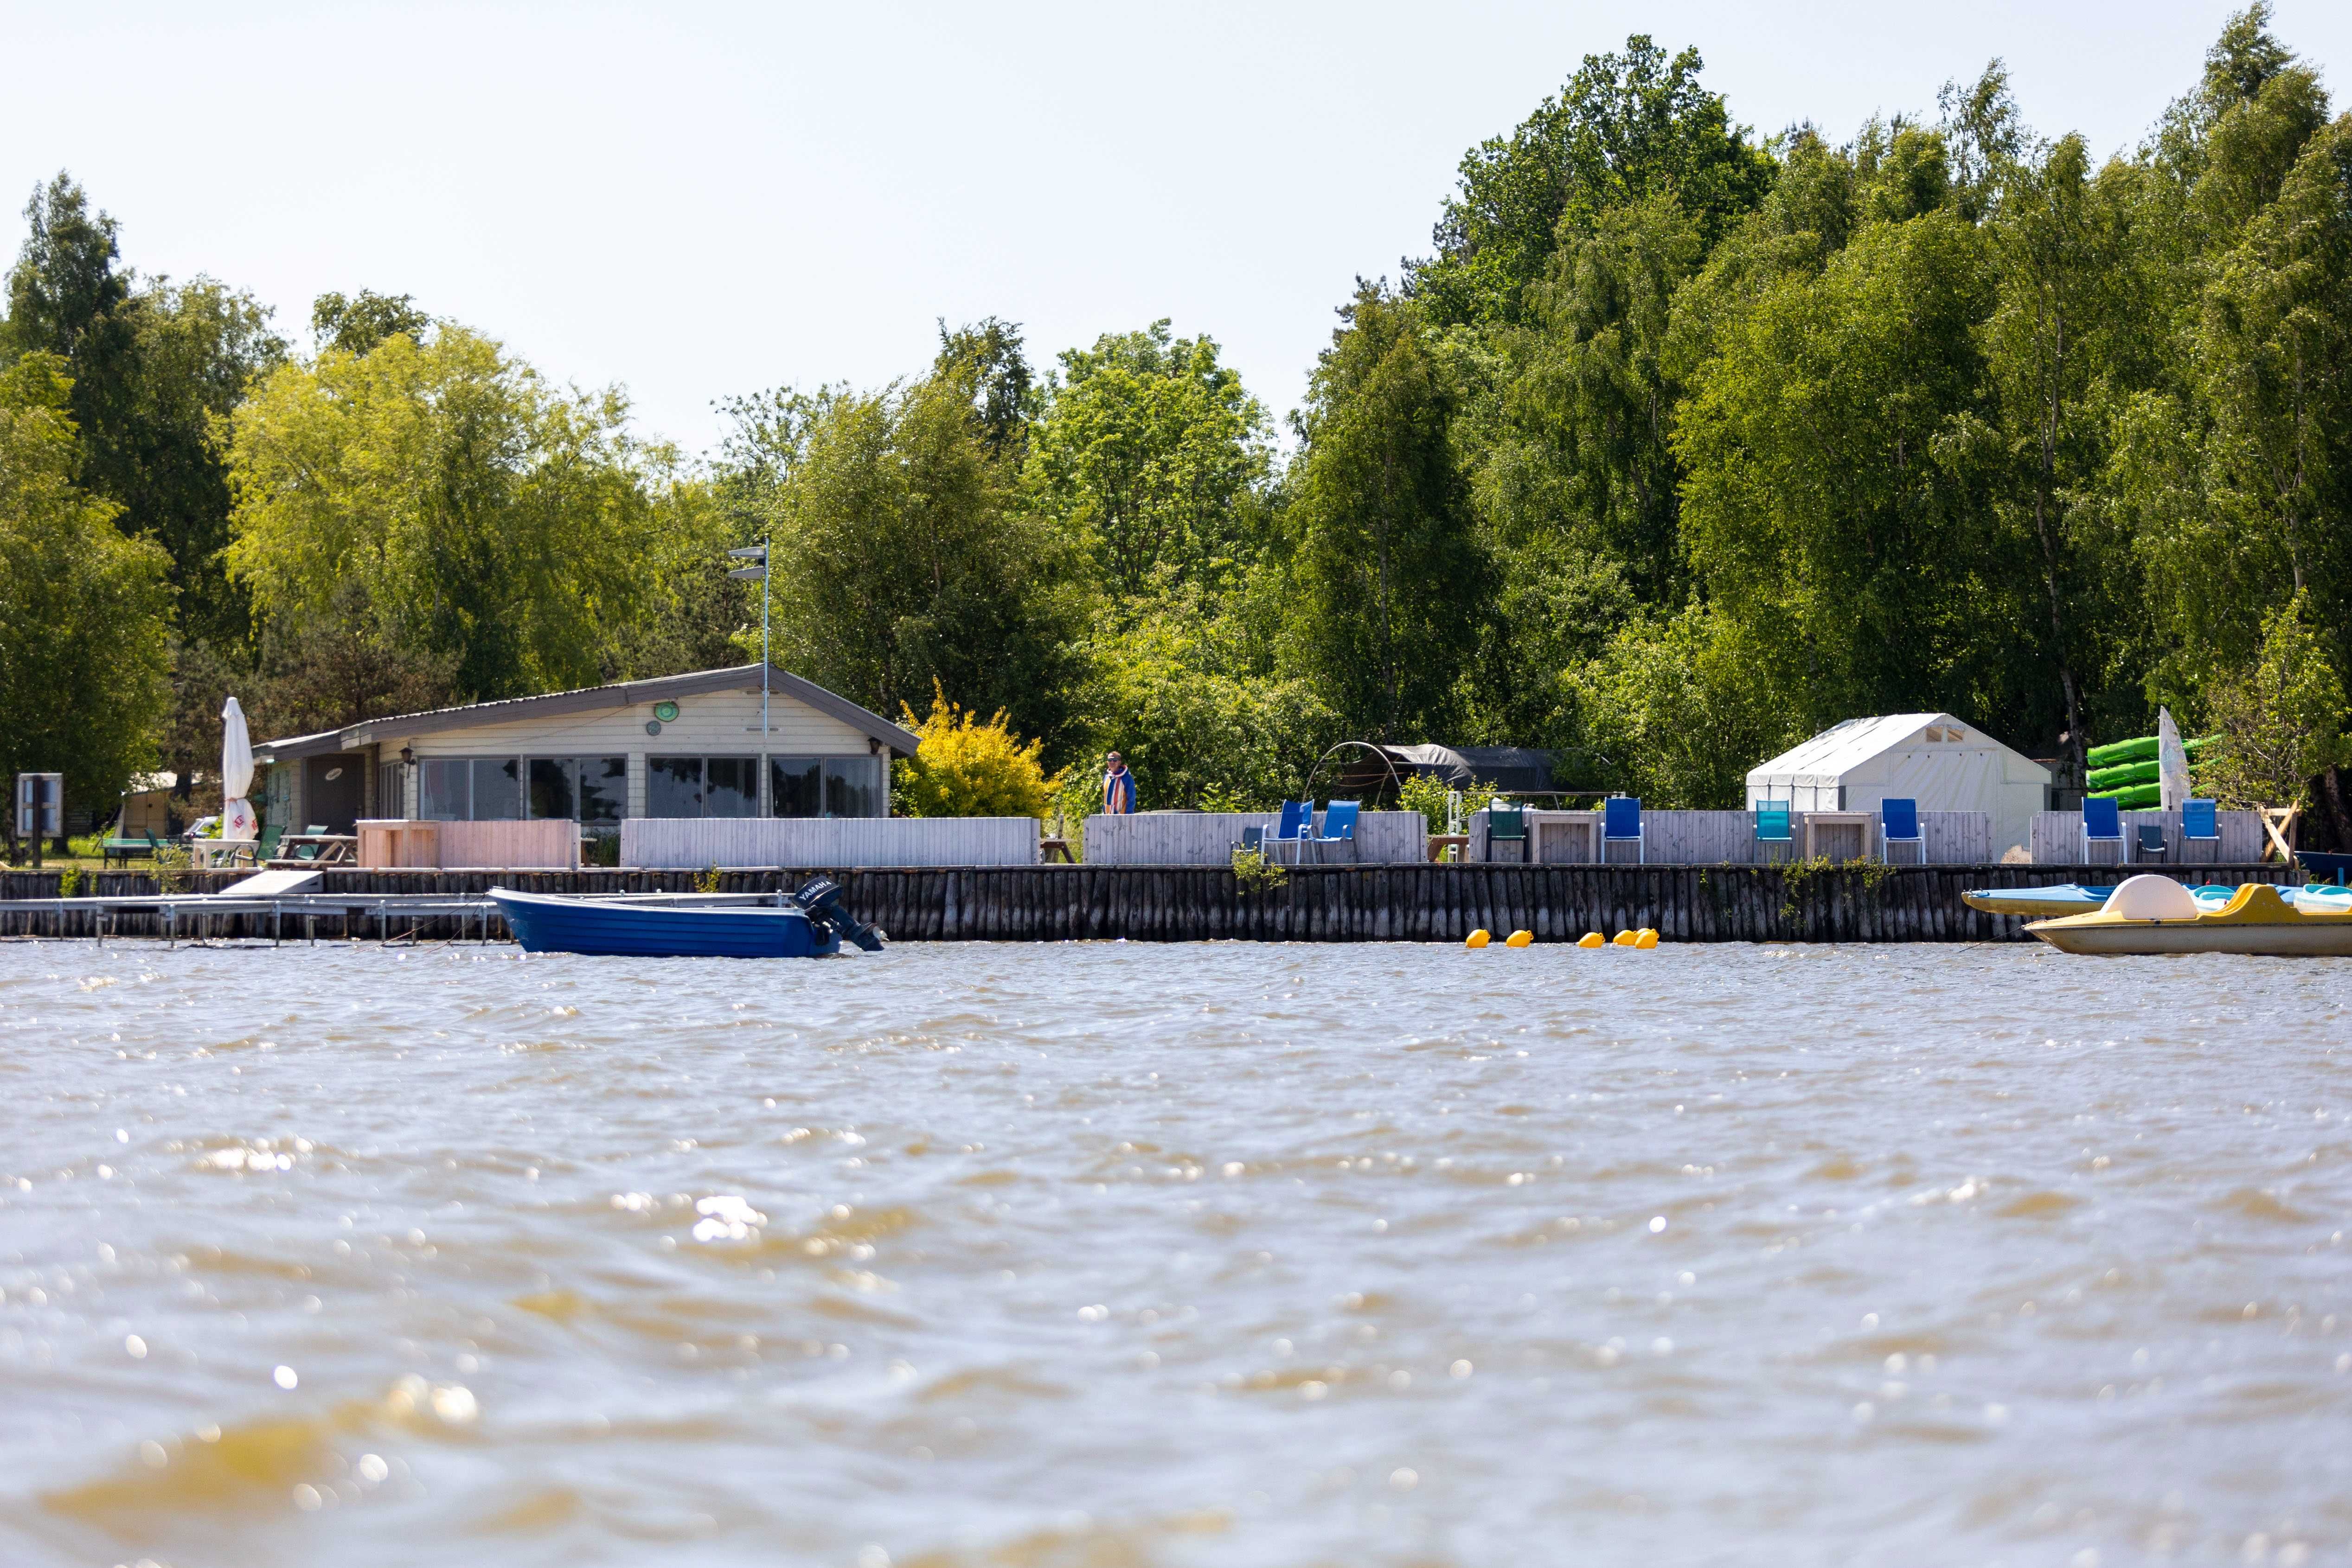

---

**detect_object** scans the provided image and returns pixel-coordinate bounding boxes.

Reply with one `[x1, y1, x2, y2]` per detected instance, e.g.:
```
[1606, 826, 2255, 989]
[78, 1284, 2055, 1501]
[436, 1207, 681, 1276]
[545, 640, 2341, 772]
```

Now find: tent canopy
[1379, 744, 1555, 794]
[1746, 713, 2051, 856]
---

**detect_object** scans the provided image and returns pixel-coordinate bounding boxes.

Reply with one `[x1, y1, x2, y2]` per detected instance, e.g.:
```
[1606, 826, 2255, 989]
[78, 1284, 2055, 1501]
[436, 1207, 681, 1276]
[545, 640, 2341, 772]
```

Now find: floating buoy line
[1467, 927, 1657, 949]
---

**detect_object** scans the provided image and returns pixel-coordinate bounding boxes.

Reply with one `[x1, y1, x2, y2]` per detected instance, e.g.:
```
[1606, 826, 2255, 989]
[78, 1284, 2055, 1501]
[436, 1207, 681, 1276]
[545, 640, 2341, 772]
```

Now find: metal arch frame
[1301, 740, 1405, 805]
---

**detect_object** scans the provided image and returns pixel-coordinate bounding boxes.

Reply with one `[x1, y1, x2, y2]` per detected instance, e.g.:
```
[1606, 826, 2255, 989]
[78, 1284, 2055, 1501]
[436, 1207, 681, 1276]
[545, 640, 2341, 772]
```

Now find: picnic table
[101, 830, 166, 868]
[1427, 834, 1469, 863]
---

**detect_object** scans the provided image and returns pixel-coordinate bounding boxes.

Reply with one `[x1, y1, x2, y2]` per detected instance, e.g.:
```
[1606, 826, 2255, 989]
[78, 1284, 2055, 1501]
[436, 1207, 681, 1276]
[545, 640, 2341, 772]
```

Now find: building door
[303, 753, 367, 834]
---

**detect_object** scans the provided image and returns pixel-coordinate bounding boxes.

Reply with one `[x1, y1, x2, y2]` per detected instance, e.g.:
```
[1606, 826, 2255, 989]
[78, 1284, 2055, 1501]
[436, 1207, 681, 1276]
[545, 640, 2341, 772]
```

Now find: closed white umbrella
[2157, 706, 2192, 813]
[220, 696, 257, 841]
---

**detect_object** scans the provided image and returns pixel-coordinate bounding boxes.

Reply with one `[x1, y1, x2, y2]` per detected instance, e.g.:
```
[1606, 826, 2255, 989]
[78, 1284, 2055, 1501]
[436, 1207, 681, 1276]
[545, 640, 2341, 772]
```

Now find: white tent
[1745, 713, 2051, 858]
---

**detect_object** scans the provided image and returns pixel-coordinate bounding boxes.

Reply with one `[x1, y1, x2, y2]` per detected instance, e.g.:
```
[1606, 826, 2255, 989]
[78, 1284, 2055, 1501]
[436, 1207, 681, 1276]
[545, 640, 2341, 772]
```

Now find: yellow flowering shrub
[894, 684, 1065, 819]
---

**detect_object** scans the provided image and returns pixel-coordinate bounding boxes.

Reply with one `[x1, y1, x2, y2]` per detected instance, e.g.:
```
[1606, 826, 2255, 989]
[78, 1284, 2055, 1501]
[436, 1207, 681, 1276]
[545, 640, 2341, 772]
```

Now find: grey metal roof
[251, 665, 921, 762]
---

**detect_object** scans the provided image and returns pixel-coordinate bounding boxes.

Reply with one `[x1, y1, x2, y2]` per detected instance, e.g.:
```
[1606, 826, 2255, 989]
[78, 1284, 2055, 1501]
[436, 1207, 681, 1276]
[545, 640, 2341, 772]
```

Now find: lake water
[1, 938, 2347, 1568]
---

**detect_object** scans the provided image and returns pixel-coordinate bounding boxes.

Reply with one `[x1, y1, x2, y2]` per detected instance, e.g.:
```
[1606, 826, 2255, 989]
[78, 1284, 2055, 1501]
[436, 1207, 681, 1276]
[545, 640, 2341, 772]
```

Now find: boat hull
[1961, 884, 2112, 917]
[2027, 919, 2352, 956]
[490, 890, 840, 958]
[2027, 881, 2352, 956]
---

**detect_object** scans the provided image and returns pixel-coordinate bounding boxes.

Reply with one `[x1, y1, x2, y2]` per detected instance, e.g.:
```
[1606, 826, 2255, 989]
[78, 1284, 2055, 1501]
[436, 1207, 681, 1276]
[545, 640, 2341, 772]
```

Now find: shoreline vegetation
[2, 6, 2348, 856]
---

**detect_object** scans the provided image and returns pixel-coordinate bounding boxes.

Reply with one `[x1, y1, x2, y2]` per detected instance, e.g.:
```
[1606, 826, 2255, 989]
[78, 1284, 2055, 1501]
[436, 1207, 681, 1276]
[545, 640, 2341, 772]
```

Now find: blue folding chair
[2081, 796, 2123, 865]
[1602, 796, 1643, 864]
[1753, 800, 1794, 864]
[1311, 801, 1361, 864]
[1267, 800, 1313, 863]
[2182, 799, 2219, 865]
[1880, 797, 1923, 864]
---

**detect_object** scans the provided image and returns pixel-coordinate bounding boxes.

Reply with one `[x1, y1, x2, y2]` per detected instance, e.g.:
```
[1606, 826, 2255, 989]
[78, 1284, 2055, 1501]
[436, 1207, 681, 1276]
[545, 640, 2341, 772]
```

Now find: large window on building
[826, 756, 884, 817]
[768, 755, 886, 818]
[769, 757, 822, 817]
[650, 756, 759, 818]
[528, 757, 627, 825]
[419, 757, 522, 821]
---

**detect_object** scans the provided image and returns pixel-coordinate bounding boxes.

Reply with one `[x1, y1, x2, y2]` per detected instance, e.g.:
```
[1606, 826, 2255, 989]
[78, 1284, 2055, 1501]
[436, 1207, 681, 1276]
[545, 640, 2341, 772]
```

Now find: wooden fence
[621, 816, 1040, 869]
[436, 819, 577, 868]
[1080, 811, 1427, 865]
[1466, 808, 1993, 865]
[0, 862, 2301, 944]
[2027, 809, 2265, 865]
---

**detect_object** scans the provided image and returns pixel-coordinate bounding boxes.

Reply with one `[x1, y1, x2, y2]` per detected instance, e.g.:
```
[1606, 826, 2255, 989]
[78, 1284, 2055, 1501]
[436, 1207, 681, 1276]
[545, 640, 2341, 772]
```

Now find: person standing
[1102, 751, 1138, 814]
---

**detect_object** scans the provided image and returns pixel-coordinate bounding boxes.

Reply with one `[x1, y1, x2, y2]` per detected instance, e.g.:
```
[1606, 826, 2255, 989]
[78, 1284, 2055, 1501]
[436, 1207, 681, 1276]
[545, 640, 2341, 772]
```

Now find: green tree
[1570, 604, 1788, 807]
[1675, 211, 2007, 729]
[1284, 283, 1484, 740]
[1979, 132, 2128, 784]
[1495, 192, 1705, 603]
[2198, 591, 2347, 814]
[1025, 321, 1270, 604]
[1077, 615, 1339, 810]
[311, 289, 433, 357]
[728, 353, 1089, 753]
[4, 177, 284, 645]
[1416, 35, 1774, 326]
[225, 324, 665, 703]
[0, 354, 173, 837]
[1938, 63, 2025, 223]
[934, 316, 1038, 462]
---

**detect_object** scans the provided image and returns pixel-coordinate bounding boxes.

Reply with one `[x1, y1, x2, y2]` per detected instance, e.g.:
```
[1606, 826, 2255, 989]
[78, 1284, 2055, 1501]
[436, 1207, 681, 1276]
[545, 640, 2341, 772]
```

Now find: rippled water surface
[2, 938, 2348, 1568]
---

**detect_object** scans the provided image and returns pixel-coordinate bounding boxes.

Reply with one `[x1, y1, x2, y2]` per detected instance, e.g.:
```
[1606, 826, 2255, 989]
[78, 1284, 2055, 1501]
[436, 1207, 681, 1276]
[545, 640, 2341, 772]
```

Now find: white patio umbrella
[219, 695, 258, 841]
[2157, 706, 2192, 813]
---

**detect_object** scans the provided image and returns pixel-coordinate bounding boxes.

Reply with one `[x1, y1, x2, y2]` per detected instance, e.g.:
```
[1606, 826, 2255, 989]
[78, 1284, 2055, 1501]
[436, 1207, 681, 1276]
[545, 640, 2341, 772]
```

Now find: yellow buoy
[1577, 932, 1604, 948]
[1612, 929, 1640, 947]
[1465, 928, 1491, 949]
[1634, 928, 1659, 949]
[1505, 929, 1533, 947]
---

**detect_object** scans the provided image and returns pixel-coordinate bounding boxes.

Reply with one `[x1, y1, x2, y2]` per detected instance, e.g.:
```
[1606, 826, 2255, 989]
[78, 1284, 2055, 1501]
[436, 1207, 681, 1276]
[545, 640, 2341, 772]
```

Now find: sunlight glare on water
[0, 939, 2347, 1566]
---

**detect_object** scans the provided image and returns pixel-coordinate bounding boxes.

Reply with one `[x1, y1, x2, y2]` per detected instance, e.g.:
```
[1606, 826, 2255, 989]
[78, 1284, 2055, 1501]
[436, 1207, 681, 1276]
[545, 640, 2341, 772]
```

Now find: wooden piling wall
[0, 863, 2308, 944]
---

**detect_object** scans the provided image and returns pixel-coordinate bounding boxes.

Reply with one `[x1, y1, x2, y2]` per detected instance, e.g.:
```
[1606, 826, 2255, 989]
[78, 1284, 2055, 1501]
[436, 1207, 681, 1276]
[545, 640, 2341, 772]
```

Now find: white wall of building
[382, 685, 885, 819]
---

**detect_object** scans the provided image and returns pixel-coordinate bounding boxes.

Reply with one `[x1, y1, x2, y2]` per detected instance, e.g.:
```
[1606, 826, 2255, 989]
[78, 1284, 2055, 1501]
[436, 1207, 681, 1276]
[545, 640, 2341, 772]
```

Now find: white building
[252, 665, 918, 836]
[1745, 713, 2052, 858]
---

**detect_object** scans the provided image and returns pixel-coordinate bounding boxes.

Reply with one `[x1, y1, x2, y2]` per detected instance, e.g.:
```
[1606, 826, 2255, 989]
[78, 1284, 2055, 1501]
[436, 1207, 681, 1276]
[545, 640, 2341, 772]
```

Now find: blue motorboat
[489, 878, 883, 959]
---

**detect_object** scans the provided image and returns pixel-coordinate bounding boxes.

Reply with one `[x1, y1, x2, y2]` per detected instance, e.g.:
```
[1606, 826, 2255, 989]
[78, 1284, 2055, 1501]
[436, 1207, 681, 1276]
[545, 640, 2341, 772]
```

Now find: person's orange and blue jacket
[1103, 757, 1137, 814]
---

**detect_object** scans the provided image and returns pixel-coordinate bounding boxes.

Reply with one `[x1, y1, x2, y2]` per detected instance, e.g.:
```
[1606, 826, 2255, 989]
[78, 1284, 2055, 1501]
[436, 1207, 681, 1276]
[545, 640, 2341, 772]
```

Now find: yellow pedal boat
[2027, 875, 2352, 956]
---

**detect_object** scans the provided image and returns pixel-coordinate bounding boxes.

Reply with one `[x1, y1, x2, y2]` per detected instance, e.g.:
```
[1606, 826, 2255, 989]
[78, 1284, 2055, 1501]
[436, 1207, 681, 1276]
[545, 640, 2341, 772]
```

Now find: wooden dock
[0, 863, 2305, 944]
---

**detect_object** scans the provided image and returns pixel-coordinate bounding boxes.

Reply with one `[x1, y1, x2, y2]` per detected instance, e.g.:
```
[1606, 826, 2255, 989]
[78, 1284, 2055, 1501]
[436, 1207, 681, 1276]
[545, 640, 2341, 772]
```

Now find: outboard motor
[793, 877, 886, 952]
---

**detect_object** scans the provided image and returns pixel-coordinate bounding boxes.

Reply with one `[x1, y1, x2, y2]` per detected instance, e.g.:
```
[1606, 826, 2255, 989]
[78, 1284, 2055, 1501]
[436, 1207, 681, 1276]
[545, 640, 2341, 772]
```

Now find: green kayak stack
[2087, 758, 2159, 789]
[2087, 735, 2160, 767]
[2085, 732, 2217, 806]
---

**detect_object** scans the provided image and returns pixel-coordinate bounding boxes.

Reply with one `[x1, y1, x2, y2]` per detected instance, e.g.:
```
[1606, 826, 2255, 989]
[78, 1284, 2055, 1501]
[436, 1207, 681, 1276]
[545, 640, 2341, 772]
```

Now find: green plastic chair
[1487, 804, 1529, 863]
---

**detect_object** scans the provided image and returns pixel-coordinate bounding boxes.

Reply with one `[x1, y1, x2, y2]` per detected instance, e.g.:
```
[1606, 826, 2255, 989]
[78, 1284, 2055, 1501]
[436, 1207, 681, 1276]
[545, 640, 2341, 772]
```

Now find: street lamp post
[727, 540, 770, 749]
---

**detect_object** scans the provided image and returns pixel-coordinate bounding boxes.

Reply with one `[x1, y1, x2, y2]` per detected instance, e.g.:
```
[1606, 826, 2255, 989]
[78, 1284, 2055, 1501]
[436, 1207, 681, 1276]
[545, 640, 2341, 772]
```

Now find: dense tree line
[2, 5, 2346, 838]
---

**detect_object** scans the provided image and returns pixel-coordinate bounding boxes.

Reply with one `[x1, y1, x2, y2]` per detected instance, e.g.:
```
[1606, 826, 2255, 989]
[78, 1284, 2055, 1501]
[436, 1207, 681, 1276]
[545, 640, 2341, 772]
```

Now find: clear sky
[3, 1, 2344, 455]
